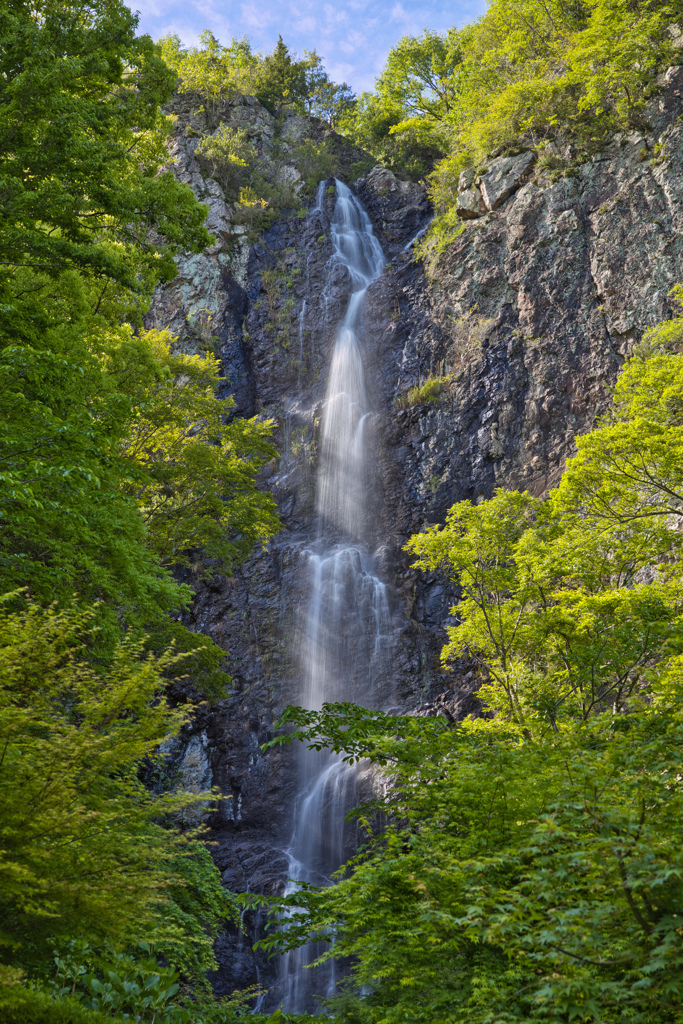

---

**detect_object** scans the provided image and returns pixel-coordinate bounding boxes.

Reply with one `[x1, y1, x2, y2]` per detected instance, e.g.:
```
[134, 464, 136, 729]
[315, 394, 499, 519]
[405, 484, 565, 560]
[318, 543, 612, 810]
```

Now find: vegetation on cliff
[339, 0, 683, 242]
[160, 31, 355, 127]
[3, 0, 683, 1019]
[157, 33, 355, 234]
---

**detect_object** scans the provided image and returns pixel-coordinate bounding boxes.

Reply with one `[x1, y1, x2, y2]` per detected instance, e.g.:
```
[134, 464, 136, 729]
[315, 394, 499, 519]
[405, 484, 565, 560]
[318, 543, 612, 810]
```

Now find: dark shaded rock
[354, 166, 432, 258]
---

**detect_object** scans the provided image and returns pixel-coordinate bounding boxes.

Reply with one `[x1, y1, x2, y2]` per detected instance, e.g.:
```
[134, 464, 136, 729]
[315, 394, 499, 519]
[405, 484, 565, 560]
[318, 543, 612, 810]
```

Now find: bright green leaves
[0, 0, 281, 662]
[337, 28, 463, 177]
[0, 0, 211, 296]
[163, 30, 354, 128]
[565, 0, 677, 119]
[471, 707, 683, 1022]
[43, 942, 217, 1022]
[454, 0, 679, 159]
[379, 28, 464, 130]
[555, 348, 683, 529]
[115, 328, 279, 575]
[262, 695, 683, 1022]
[162, 30, 263, 115]
[0, 599, 227, 971]
[195, 125, 258, 202]
[0, 324, 280, 631]
[0, 3, 285, 1017]
[343, 0, 682, 225]
[405, 329, 683, 736]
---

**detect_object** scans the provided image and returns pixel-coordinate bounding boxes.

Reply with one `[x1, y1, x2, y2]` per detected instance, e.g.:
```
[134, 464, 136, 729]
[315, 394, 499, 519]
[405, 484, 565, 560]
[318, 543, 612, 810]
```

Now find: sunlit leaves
[0, 0, 212, 295]
[0, 599, 232, 975]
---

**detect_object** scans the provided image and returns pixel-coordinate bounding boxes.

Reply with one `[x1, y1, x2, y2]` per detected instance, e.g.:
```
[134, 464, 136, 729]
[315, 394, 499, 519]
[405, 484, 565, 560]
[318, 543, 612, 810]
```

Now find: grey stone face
[479, 150, 537, 210]
[458, 167, 476, 192]
[456, 186, 487, 219]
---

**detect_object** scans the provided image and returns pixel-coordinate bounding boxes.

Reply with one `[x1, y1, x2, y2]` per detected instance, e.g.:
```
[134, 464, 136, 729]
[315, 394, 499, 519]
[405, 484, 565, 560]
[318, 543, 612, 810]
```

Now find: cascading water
[279, 181, 390, 1012]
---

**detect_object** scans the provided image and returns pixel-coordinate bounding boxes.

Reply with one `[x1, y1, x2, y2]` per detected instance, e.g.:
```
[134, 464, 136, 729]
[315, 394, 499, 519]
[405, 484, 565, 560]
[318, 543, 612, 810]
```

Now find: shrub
[292, 139, 338, 195]
[394, 375, 452, 409]
[195, 125, 257, 201]
[349, 159, 376, 179]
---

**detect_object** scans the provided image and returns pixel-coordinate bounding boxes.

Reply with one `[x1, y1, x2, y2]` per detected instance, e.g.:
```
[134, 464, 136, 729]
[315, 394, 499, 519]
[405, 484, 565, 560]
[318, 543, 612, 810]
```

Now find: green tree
[346, 0, 682, 202]
[0, 5, 284, 1019]
[300, 51, 356, 127]
[0, 0, 211, 299]
[339, 90, 444, 179]
[264, 682, 683, 1023]
[308, 79, 356, 128]
[0, 599, 230, 978]
[379, 28, 463, 125]
[256, 35, 309, 114]
[162, 31, 263, 120]
[0, 2, 281, 648]
[115, 328, 279, 575]
[0, 324, 279, 637]
[195, 125, 258, 201]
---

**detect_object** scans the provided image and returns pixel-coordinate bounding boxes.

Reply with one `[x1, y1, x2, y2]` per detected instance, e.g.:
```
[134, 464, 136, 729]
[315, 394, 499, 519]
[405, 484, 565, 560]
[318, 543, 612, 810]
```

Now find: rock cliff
[147, 65, 683, 999]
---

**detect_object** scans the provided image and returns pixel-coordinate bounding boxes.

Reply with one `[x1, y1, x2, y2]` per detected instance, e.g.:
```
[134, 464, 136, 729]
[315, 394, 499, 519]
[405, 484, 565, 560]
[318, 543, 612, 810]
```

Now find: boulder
[479, 151, 536, 210]
[456, 186, 486, 219]
[458, 167, 476, 192]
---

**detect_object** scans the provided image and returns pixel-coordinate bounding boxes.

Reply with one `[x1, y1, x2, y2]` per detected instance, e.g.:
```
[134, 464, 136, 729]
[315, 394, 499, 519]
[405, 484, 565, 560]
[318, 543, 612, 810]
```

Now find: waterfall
[279, 180, 390, 1012]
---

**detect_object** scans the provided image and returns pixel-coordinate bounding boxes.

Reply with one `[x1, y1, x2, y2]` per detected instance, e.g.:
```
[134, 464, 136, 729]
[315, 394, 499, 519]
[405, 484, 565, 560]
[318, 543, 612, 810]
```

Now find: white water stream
[279, 180, 390, 1012]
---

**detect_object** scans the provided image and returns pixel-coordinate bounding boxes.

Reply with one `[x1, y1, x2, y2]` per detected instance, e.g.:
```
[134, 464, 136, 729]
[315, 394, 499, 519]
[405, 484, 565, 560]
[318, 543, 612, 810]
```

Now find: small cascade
[403, 216, 434, 251]
[279, 180, 390, 1012]
[311, 179, 327, 215]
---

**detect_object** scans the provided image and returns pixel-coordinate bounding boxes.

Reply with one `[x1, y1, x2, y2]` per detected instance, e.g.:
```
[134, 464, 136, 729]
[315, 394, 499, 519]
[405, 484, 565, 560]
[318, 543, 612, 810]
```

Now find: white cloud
[338, 27, 366, 55]
[240, 2, 275, 30]
[295, 16, 317, 32]
[323, 2, 348, 28]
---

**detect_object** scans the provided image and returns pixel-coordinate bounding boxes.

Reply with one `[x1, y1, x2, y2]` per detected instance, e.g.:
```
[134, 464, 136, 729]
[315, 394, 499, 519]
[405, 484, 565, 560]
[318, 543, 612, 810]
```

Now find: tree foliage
[340, 0, 682, 190]
[0, 0, 211, 294]
[0, 3, 283, 1016]
[0, 321, 278, 639]
[160, 31, 262, 117]
[0, 600, 230, 976]
[0, 1, 280, 648]
[162, 30, 355, 127]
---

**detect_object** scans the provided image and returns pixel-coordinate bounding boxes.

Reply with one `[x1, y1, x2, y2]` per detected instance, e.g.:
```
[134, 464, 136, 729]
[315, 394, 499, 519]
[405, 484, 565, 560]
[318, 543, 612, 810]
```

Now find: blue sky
[129, 0, 487, 92]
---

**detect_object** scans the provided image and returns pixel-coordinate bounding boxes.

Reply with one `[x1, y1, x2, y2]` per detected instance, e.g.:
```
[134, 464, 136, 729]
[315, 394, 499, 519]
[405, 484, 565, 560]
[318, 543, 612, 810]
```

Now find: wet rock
[357, 167, 432, 256]
[479, 151, 536, 210]
[385, 66, 683, 512]
[156, 730, 214, 827]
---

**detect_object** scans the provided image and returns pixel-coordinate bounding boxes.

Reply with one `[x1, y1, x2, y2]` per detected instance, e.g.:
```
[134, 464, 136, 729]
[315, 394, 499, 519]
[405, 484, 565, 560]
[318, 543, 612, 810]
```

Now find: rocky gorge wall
[147, 65, 683, 1000]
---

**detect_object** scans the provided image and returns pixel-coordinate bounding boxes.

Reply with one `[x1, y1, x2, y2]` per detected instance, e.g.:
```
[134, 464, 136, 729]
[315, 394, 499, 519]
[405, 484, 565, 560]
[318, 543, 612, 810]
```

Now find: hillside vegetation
[0, 1, 281, 1020]
[339, 0, 683, 233]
